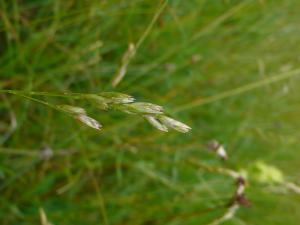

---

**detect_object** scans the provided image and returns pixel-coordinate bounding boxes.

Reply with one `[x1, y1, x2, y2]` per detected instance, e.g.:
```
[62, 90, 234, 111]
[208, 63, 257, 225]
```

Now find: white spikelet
[100, 92, 135, 104]
[77, 114, 102, 130]
[207, 140, 228, 160]
[216, 145, 228, 160]
[59, 105, 86, 115]
[131, 102, 164, 114]
[144, 115, 168, 132]
[159, 116, 191, 133]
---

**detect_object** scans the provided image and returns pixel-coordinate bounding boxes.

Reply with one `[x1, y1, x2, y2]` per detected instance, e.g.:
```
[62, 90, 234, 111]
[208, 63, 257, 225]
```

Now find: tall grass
[1, 1, 300, 225]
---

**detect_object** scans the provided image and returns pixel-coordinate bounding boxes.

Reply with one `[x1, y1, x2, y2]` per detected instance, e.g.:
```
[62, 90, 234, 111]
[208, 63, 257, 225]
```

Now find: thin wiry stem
[0, 91, 91, 127]
[90, 171, 109, 225]
[135, 0, 168, 50]
[121, 1, 248, 90]
[0, 96, 17, 145]
[81, 142, 109, 225]
[175, 68, 300, 112]
[0, 89, 81, 98]
[186, 158, 240, 180]
[0, 146, 78, 157]
[207, 204, 239, 225]
[112, 0, 168, 87]
[136, 163, 185, 194]
[187, 158, 249, 225]
[10, 93, 66, 113]
[285, 182, 300, 195]
[39, 208, 54, 225]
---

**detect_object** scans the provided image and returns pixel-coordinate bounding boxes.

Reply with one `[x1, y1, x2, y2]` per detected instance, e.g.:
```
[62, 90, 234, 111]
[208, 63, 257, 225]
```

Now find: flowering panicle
[56, 92, 190, 133]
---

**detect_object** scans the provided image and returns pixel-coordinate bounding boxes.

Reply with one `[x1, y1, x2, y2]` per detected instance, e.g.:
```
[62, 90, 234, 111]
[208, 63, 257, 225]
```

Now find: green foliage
[1, 0, 300, 225]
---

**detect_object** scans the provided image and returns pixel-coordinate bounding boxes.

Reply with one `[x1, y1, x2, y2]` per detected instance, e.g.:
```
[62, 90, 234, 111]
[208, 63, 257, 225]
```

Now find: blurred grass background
[1, 0, 300, 224]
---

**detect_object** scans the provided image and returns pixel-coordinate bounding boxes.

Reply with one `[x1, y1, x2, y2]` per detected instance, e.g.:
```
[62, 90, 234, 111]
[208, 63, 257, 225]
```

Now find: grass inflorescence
[0, 89, 191, 132]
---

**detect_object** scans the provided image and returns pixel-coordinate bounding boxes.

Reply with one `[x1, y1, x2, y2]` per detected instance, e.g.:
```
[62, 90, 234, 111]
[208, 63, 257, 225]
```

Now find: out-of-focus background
[1, 0, 300, 224]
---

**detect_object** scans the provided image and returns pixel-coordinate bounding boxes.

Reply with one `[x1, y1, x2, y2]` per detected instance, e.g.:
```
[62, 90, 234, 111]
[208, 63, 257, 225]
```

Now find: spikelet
[117, 102, 164, 115]
[144, 115, 168, 132]
[76, 114, 102, 130]
[58, 105, 86, 115]
[216, 145, 228, 160]
[207, 140, 228, 160]
[84, 94, 109, 110]
[159, 115, 191, 133]
[100, 92, 135, 104]
[130, 102, 164, 114]
[58, 104, 102, 130]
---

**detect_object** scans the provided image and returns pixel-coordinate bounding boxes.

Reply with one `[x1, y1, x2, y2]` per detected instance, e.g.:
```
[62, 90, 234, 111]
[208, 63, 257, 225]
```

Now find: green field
[1, 0, 300, 224]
